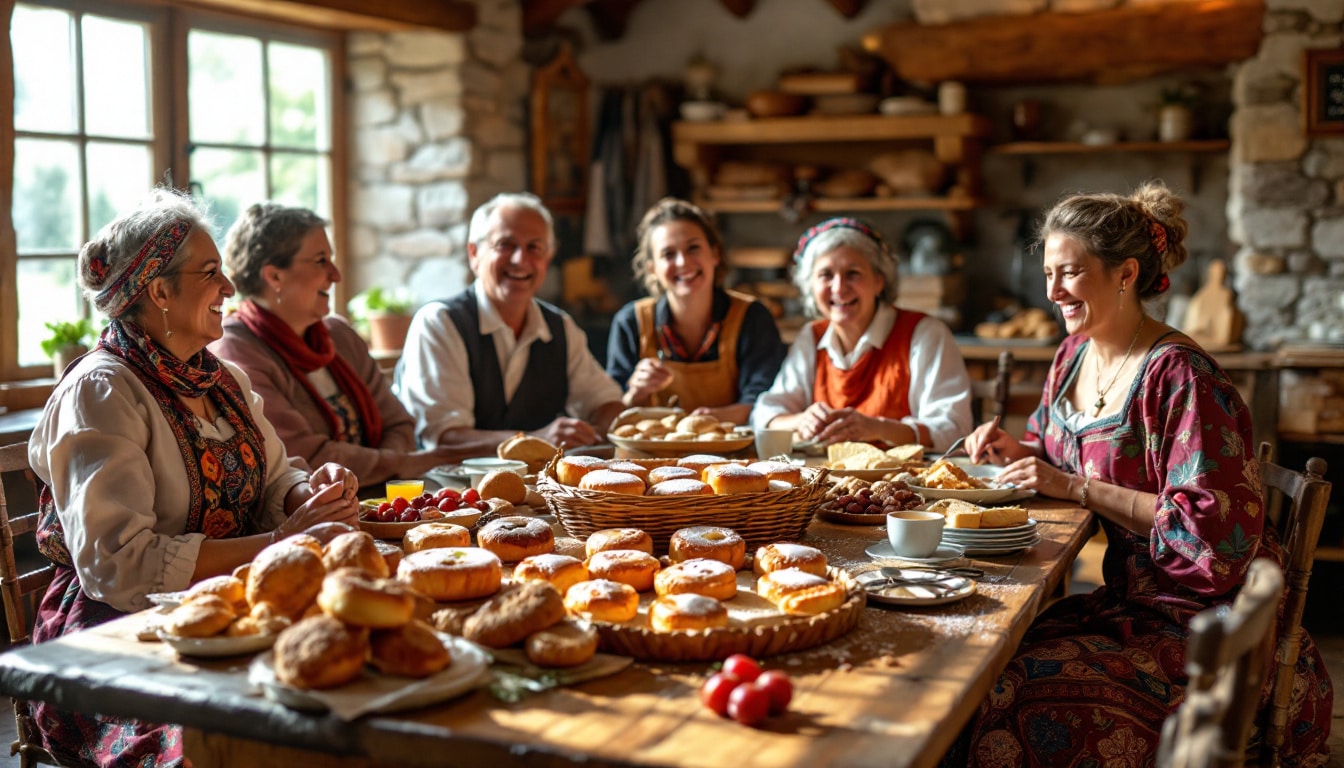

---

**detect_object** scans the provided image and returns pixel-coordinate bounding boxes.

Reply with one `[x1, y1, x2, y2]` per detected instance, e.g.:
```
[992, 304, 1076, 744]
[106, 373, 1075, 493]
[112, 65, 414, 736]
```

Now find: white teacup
[886, 510, 945, 559]
[460, 457, 528, 488]
[754, 428, 794, 459]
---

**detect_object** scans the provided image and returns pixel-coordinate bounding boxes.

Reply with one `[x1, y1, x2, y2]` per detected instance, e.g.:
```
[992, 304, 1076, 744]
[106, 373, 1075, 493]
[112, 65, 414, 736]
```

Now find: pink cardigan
[210, 315, 417, 481]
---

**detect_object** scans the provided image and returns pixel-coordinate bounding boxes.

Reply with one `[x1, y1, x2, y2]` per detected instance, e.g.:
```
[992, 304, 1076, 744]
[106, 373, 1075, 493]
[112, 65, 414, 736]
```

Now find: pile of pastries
[610, 413, 751, 443]
[974, 307, 1058, 340]
[825, 441, 925, 472]
[909, 459, 990, 490]
[553, 454, 803, 496]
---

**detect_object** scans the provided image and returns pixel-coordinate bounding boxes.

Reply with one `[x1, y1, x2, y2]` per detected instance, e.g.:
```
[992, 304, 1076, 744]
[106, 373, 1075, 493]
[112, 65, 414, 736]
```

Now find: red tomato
[727, 683, 771, 727]
[436, 488, 460, 503]
[437, 498, 459, 513]
[462, 488, 481, 505]
[699, 672, 741, 717]
[391, 496, 410, 513]
[754, 670, 793, 715]
[721, 654, 762, 683]
[399, 509, 421, 523]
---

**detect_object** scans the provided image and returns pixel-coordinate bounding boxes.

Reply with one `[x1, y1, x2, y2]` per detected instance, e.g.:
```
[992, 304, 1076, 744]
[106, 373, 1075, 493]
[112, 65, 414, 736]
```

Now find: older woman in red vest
[751, 218, 973, 452]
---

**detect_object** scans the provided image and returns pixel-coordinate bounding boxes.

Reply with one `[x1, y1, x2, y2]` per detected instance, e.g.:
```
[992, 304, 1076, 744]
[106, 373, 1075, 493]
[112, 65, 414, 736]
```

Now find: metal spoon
[880, 566, 984, 579]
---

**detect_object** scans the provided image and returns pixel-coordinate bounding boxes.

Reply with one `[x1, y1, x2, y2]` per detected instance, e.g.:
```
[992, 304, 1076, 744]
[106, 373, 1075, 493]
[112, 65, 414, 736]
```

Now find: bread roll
[463, 581, 566, 649]
[676, 414, 720, 435]
[654, 558, 737, 601]
[396, 547, 502, 602]
[704, 463, 768, 495]
[322, 531, 389, 578]
[316, 568, 417, 628]
[563, 579, 639, 623]
[586, 550, 660, 592]
[556, 455, 608, 487]
[647, 466, 700, 484]
[478, 516, 555, 562]
[513, 554, 590, 595]
[606, 461, 651, 484]
[478, 470, 527, 504]
[648, 478, 713, 497]
[247, 541, 326, 619]
[184, 575, 248, 614]
[649, 593, 729, 632]
[669, 526, 746, 570]
[273, 615, 369, 690]
[498, 433, 558, 474]
[525, 618, 598, 667]
[403, 522, 472, 553]
[747, 460, 802, 486]
[753, 543, 828, 577]
[677, 454, 730, 479]
[163, 594, 236, 638]
[368, 619, 451, 678]
[585, 528, 654, 559]
[756, 569, 846, 615]
[578, 470, 645, 495]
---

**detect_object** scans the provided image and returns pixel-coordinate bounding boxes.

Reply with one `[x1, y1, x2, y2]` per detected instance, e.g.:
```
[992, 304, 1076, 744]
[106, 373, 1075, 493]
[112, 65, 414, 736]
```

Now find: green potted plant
[41, 318, 95, 377]
[348, 286, 413, 353]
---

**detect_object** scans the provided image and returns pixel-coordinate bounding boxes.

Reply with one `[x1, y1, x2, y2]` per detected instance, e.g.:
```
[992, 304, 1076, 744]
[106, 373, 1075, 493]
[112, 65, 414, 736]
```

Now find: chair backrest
[0, 441, 56, 646]
[1254, 442, 1331, 768]
[970, 350, 1014, 424]
[1158, 558, 1285, 768]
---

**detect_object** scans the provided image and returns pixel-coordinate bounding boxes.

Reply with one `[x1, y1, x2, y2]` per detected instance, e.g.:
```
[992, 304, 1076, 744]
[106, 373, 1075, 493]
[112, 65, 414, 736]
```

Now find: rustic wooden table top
[0, 499, 1094, 768]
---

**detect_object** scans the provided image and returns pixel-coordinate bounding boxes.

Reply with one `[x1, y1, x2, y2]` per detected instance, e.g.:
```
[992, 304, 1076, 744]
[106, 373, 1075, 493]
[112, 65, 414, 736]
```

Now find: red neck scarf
[235, 300, 383, 447]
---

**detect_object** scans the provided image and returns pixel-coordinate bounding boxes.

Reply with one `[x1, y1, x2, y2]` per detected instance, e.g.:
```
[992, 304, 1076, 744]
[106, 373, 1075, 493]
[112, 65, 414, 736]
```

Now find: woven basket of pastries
[606, 407, 754, 458]
[537, 453, 828, 551]
[591, 567, 864, 662]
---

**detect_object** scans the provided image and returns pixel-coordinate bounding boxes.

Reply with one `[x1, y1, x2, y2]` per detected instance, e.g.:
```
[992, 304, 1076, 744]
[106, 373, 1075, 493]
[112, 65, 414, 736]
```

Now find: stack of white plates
[942, 519, 1041, 556]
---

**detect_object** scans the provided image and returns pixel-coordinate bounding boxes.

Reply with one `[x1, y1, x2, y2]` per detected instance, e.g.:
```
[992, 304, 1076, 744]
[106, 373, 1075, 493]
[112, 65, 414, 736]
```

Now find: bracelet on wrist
[1078, 476, 1092, 509]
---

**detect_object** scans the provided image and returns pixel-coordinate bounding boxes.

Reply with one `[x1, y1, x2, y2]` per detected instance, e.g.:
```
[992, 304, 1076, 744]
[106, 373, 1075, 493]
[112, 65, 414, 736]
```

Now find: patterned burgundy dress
[962, 333, 1333, 768]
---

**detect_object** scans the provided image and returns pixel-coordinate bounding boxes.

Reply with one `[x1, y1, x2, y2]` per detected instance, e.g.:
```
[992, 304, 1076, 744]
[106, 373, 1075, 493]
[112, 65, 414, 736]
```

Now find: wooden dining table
[0, 496, 1095, 768]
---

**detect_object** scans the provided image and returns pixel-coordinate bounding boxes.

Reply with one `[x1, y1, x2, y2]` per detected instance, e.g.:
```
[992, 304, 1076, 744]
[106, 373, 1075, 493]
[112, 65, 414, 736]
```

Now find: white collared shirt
[750, 304, 974, 452]
[398, 282, 623, 447]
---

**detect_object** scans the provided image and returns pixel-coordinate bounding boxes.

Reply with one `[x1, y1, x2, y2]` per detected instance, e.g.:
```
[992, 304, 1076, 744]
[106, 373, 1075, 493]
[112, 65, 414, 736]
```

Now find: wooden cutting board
[1183, 259, 1243, 351]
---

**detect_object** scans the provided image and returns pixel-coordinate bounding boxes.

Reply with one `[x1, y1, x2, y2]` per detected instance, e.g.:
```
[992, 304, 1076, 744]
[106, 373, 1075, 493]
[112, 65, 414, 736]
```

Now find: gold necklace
[1093, 316, 1145, 415]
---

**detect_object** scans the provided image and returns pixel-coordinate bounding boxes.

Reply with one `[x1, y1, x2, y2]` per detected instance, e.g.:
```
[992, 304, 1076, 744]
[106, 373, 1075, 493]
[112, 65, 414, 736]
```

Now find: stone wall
[1228, 1, 1344, 348]
[345, 0, 528, 307]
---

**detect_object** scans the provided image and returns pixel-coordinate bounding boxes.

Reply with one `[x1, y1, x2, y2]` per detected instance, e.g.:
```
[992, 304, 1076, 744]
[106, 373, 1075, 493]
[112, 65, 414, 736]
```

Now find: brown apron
[634, 290, 753, 411]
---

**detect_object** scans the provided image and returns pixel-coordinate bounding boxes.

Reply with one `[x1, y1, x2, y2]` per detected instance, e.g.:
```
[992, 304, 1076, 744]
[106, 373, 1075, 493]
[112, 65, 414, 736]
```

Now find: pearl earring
[162, 306, 173, 339]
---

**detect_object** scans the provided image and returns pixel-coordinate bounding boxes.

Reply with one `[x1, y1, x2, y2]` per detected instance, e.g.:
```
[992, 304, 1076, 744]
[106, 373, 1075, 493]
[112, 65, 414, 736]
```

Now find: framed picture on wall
[1304, 47, 1344, 136]
[529, 42, 589, 216]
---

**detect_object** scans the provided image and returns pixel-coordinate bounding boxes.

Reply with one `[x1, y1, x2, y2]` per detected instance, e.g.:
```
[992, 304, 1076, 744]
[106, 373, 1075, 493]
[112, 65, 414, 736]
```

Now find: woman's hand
[966, 420, 1019, 465]
[276, 480, 358, 539]
[997, 457, 1079, 501]
[624, 358, 674, 405]
[814, 407, 884, 445]
[793, 402, 835, 441]
[309, 462, 359, 506]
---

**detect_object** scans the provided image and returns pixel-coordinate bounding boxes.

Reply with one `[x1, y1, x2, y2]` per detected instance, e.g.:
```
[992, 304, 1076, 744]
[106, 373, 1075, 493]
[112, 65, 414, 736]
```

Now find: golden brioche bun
[677, 454, 731, 479]
[747, 460, 802, 486]
[498, 433, 558, 474]
[184, 575, 248, 614]
[648, 478, 713, 497]
[753, 543, 828, 577]
[478, 516, 555, 562]
[647, 466, 700, 484]
[585, 549, 660, 592]
[649, 593, 729, 632]
[756, 568, 846, 615]
[525, 618, 598, 667]
[478, 470, 527, 504]
[403, 522, 471, 554]
[669, 526, 746, 569]
[322, 531, 389, 578]
[273, 615, 369, 690]
[563, 579, 639, 623]
[654, 558, 737, 601]
[368, 619, 451, 678]
[556, 455, 608, 487]
[247, 541, 326, 619]
[374, 539, 404, 574]
[513, 553, 591, 595]
[316, 568, 417, 628]
[462, 581, 566, 649]
[163, 594, 237, 638]
[605, 461, 651, 484]
[397, 547, 502, 602]
[585, 528, 653, 559]
[676, 414, 720, 435]
[705, 463, 768, 495]
[578, 469, 646, 495]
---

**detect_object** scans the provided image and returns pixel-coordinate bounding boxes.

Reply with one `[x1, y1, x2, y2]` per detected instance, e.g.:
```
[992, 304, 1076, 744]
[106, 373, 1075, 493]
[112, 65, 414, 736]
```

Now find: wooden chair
[1254, 442, 1331, 768]
[1157, 558, 1284, 768]
[970, 350, 1014, 424]
[0, 441, 60, 768]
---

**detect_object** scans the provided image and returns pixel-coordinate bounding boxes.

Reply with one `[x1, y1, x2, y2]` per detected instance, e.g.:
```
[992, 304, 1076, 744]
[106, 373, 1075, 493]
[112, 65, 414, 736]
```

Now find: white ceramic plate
[606, 433, 754, 457]
[855, 569, 976, 606]
[157, 629, 279, 658]
[864, 541, 966, 564]
[146, 591, 188, 610]
[956, 534, 1042, 556]
[249, 634, 491, 720]
[941, 519, 1040, 538]
[907, 484, 1035, 504]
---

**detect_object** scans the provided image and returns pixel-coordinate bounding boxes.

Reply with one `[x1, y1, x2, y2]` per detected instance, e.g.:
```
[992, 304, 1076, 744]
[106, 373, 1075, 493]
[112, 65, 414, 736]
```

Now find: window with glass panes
[3, 1, 336, 380]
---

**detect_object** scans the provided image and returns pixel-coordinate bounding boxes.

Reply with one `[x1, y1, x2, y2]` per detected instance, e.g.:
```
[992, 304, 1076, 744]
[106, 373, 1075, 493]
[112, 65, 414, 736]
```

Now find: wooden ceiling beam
[863, 0, 1264, 85]
[179, 0, 477, 32]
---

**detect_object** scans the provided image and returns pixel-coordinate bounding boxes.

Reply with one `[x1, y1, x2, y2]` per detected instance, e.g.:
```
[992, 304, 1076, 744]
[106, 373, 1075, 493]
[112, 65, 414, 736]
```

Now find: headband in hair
[91, 219, 193, 317]
[794, 217, 888, 263]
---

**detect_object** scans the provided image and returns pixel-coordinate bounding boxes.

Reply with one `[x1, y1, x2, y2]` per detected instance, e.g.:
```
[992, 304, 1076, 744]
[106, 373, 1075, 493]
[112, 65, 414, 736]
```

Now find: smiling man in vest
[398, 192, 624, 454]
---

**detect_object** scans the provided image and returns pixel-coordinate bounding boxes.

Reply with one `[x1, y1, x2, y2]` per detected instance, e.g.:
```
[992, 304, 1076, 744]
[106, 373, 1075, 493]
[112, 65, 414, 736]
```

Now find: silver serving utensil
[941, 434, 969, 459]
[881, 565, 984, 579]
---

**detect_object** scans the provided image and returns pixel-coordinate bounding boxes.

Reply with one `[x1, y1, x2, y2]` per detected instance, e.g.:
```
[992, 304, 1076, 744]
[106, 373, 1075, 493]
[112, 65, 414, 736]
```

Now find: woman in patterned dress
[29, 189, 361, 768]
[960, 182, 1333, 767]
[210, 203, 461, 484]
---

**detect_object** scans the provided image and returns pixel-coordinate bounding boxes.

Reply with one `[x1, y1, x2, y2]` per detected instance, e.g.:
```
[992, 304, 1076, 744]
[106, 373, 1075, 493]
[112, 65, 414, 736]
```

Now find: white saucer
[864, 541, 965, 564]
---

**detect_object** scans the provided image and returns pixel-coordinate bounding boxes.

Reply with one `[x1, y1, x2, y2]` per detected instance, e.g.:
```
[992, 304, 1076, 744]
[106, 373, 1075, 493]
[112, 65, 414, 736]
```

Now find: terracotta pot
[367, 313, 411, 353]
[745, 91, 807, 118]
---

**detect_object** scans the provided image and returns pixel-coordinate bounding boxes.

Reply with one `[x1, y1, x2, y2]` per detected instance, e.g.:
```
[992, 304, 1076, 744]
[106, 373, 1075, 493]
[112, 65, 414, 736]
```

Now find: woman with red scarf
[29, 189, 359, 767]
[751, 218, 973, 452]
[211, 203, 459, 484]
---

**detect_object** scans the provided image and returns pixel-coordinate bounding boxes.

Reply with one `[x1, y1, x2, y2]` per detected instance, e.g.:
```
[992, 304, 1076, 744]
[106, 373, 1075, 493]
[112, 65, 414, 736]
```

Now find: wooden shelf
[988, 139, 1229, 156]
[1278, 432, 1344, 446]
[672, 113, 991, 145]
[697, 195, 989, 214]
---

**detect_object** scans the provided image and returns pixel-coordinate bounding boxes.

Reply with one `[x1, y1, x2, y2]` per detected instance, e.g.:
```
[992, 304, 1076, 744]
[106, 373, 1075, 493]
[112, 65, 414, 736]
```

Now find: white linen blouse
[29, 351, 307, 613]
[750, 304, 974, 452]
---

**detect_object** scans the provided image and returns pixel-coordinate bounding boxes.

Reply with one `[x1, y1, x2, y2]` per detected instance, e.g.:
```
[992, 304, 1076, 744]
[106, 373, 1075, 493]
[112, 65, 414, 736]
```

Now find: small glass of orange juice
[385, 479, 424, 502]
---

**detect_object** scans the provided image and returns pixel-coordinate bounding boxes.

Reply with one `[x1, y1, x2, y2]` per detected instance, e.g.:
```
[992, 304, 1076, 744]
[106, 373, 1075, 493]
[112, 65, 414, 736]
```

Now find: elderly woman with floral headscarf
[28, 189, 359, 768]
[750, 217, 973, 451]
[209, 203, 461, 485]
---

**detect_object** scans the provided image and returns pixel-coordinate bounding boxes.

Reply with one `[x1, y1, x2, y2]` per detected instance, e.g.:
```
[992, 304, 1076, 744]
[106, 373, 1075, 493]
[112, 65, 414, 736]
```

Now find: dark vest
[442, 290, 569, 431]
